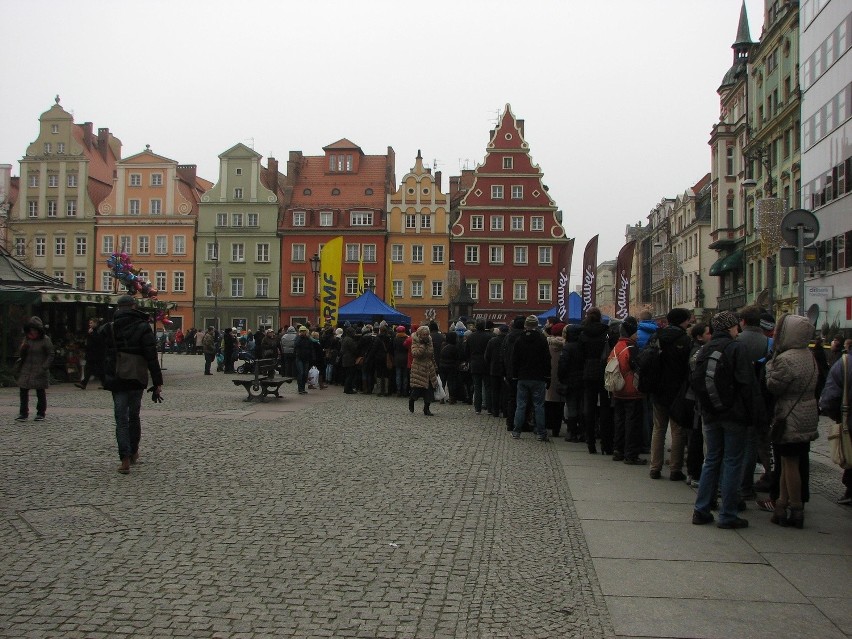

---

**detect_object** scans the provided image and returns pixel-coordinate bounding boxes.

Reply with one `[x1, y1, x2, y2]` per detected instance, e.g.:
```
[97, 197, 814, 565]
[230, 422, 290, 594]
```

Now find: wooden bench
[231, 358, 294, 402]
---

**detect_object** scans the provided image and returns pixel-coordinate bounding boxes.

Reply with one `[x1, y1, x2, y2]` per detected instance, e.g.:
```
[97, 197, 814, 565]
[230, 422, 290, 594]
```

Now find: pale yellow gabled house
[387, 151, 451, 328]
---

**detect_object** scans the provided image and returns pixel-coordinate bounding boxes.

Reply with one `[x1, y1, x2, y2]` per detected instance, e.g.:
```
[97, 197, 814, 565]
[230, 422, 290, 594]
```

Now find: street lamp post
[210, 232, 222, 331]
[309, 253, 321, 327]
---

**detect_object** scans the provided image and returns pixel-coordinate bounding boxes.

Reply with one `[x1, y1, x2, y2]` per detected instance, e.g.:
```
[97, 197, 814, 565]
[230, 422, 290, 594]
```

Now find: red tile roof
[288, 153, 391, 210]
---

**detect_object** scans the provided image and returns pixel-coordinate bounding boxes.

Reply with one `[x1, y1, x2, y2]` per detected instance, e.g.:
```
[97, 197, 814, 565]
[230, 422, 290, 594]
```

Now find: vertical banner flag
[614, 240, 636, 321]
[556, 238, 575, 322]
[387, 256, 396, 308]
[320, 236, 343, 325]
[581, 235, 599, 319]
[357, 246, 365, 296]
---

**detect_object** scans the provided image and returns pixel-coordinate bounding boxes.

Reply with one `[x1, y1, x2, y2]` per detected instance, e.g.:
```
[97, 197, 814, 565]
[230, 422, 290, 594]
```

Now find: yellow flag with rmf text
[319, 236, 343, 325]
[387, 256, 396, 308]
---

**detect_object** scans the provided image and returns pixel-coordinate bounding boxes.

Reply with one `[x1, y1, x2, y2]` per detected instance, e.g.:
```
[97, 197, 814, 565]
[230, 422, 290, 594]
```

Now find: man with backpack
[691, 310, 757, 529]
[647, 308, 693, 481]
[607, 316, 646, 465]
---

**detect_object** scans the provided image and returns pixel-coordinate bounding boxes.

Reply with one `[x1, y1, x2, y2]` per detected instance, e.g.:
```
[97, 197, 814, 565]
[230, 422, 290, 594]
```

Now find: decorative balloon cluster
[106, 252, 172, 325]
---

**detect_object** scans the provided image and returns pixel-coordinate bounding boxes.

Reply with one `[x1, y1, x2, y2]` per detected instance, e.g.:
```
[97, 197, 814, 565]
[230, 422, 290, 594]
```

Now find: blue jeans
[113, 389, 143, 460]
[395, 366, 409, 395]
[472, 373, 490, 413]
[295, 359, 310, 392]
[694, 419, 747, 524]
[513, 379, 546, 437]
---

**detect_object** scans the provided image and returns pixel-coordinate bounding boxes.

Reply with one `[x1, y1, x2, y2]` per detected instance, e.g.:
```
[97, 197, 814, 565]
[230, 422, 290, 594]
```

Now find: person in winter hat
[15, 317, 54, 422]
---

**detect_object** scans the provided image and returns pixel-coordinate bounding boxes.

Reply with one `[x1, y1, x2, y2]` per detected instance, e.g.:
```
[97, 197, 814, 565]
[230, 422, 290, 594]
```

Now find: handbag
[111, 324, 149, 386]
[828, 355, 852, 469]
[770, 359, 815, 443]
[434, 374, 446, 401]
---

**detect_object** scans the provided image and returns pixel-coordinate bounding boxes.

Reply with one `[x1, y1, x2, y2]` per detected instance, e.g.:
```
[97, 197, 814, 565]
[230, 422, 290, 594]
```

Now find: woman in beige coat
[408, 326, 438, 416]
[765, 313, 819, 528]
[15, 316, 54, 422]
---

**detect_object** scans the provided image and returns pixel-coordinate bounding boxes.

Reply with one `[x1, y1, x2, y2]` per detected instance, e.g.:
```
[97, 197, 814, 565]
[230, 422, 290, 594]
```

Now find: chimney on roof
[435, 170, 442, 192]
[82, 122, 94, 149]
[177, 164, 197, 185]
[286, 151, 303, 184]
[517, 119, 524, 137]
[267, 156, 278, 178]
[489, 129, 495, 142]
[97, 128, 110, 160]
[449, 175, 460, 198]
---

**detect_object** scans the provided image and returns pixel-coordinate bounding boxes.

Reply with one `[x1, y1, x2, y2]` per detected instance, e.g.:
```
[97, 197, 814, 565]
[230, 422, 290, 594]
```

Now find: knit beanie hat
[666, 308, 691, 327]
[621, 316, 638, 337]
[524, 315, 539, 329]
[759, 312, 776, 332]
[712, 310, 739, 333]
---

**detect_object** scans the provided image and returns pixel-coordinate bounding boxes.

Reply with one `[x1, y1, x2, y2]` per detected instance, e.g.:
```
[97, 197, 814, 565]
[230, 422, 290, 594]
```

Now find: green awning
[709, 249, 744, 276]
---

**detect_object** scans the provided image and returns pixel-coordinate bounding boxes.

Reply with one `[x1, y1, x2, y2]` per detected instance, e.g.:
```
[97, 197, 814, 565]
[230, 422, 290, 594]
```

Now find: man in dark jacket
[102, 295, 163, 474]
[293, 325, 314, 394]
[511, 315, 552, 441]
[558, 324, 586, 442]
[578, 307, 612, 454]
[464, 318, 494, 415]
[502, 316, 527, 431]
[692, 311, 756, 529]
[649, 307, 693, 480]
[484, 325, 509, 418]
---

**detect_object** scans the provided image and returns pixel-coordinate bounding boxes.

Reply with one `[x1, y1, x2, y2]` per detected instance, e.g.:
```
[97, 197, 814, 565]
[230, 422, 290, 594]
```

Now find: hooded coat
[765, 314, 819, 444]
[545, 334, 567, 402]
[16, 317, 54, 390]
[410, 331, 438, 390]
[101, 307, 163, 391]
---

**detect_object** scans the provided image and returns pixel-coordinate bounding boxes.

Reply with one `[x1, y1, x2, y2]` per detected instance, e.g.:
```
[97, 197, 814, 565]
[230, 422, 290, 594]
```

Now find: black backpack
[690, 341, 737, 414]
[635, 334, 661, 394]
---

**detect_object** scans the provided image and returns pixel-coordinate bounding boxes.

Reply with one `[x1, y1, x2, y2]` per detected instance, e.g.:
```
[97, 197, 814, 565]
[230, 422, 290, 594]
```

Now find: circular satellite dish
[806, 304, 820, 326]
[780, 209, 819, 247]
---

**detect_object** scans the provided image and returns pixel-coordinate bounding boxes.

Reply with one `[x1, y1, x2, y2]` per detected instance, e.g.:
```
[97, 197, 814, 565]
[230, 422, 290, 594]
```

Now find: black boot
[424, 404, 434, 416]
[409, 398, 415, 413]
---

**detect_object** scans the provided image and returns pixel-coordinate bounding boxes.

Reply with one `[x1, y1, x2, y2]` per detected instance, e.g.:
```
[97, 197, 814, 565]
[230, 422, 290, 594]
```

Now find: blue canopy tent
[537, 291, 582, 324]
[337, 290, 411, 325]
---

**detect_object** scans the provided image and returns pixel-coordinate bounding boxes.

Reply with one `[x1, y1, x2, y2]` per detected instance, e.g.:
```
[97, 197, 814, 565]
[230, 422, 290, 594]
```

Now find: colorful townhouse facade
[449, 104, 569, 324]
[194, 143, 284, 333]
[279, 139, 395, 328]
[10, 98, 120, 290]
[387, 151, 451, 328]
[95, 147, 211, 329]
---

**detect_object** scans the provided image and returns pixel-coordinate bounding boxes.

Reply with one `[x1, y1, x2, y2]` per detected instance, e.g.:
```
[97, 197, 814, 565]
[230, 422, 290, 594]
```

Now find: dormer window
[51, 124, 59, 134]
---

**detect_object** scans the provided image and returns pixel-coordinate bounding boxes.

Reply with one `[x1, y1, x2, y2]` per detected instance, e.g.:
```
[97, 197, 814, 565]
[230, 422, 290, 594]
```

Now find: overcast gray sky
[1, 0, 763, 274]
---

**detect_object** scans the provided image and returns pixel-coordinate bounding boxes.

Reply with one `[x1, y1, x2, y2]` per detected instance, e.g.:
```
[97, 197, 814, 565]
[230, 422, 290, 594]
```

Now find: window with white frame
[44, 143, 51, 154]
[55, 237, 66, 256]
[233, 187, 243, 200]
[14, 238, 26, 256]
[231, 213, 243, 227]
[206, 242, 218, 261]
[360, 244, 375, 262]
[231, 277, 244, 297]
[420, 214, 432, 229]
[391, 244, 403, 262]
[35, 237, 46, 256]
[247, 213, 258, 227]
[491, 215, 504, 231]
[66, 200, 76, 217]
[256, 243, 270, 262]
[47, 200, 57, 217]
[28, 201, 38, 217]
[412, 245, 424, 263]
[74, 271, 85, 289]
[256, 277, 269, 298]
[431, 281, 443, 297]
[345, 244, 360, 262]
[490, 245, 504, 264]
[129, 199, 141, 215]
[471, 215, 484, 230]
[216, 213, 227, 227]
[102, 236, 114, 254]
[293, 210, 306, 226]
[51, 124, 59, 134]
[155, 272, 167, 292]
[320, 210, 333, 226]
[129, 174, 141, 187]
[151, 173, 163, 187]
[67, 174, 77, 187]
[392, 280, 403, 298]
[204, 277, 212, 297]
[511, 216, 524, 231]
[350, 211, 373, 226]
[54, 270, 64, 281]
[101, 271, 112, 291]
[75, 237, 87, 256]
[538, 246, 552, 264]
[137, 236, 149, 255]
[150, 199, 162, 215]
[173, 236, 185, 255]
[432, 245, 444, 263]
[364, 277, 376, 291]
[511, 185, 523, 199]
[489, 281, 503, 301]
[467, 281, 479, 301]
[235, 168, 242, 176]
[57, 143, 65, 154]
[405, 214, 417, 229]
[465, 245, 479, 264]
[345, 277, 359, 296]
[48, 175, 58, 188]
[531, 216, 544, 231]
[231, 243, 244, 262]
[28, 173, 38, 187]
[118, 236, 131, 253]
[513, 281, 527, 302]
[538, 282, 552, 302]
[292, 244, 306, 262]
[155, 236, 167, 255]
[411, 280, 424, 297]
[173, 271, 185, 293]
[514, 246, 528, 264]
[491, 185, 504, 199]
[503, 156, 513, 169]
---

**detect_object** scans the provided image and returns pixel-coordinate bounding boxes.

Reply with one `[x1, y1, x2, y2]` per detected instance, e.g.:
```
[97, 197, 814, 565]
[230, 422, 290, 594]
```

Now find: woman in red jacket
[609, 317, 646, 465]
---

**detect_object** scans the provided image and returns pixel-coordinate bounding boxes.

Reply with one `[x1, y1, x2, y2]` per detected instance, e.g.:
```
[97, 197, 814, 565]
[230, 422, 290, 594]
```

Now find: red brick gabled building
[279, 139, 395, 327]
[450, 104, 568, 323]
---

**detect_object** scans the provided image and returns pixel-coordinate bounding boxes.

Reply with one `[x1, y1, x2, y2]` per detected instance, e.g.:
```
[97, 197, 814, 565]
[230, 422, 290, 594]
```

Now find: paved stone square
[0, 356, 613, 638]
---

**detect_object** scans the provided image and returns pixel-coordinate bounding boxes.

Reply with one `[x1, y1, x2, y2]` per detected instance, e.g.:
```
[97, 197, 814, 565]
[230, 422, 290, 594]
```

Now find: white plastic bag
[434, 374, 446, 401]
[308, 366, 320, 387]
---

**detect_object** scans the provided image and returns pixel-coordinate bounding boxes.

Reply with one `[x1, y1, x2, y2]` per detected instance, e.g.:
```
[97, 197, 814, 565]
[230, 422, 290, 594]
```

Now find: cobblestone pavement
[0, 356, 613, 638]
